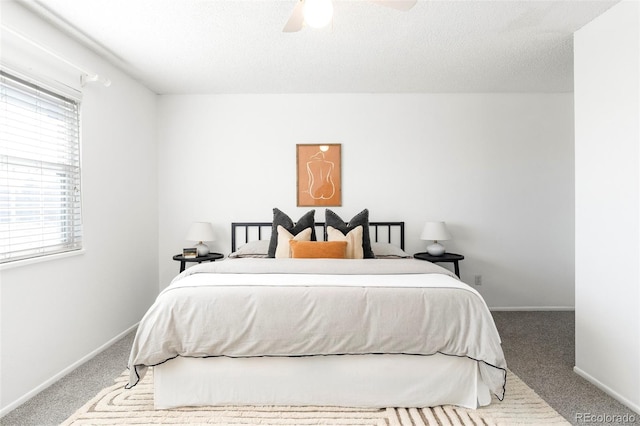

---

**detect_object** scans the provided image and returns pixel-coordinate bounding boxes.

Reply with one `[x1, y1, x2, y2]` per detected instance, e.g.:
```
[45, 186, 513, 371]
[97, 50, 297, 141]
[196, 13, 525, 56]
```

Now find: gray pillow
[371, 242, 411, 259]
[325, 209, 375, 259]
[228, 240, 269, 258]
[268, 208, 316, 258]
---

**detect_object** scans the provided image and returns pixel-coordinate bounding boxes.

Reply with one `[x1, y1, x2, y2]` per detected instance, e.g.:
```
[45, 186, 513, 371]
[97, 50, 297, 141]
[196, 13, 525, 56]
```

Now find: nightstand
[173, 252, 223, 273]
[414, 252, 464, 278]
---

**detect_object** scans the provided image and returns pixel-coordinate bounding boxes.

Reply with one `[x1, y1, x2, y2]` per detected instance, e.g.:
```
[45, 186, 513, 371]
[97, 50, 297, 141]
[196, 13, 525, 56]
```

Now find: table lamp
[420, 221, 451, 256]
[186, 222, 216, 256]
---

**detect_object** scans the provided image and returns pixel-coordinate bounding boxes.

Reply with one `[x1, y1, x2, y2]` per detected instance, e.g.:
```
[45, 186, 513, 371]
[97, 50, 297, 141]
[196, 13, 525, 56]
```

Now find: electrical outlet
[474, 275, 482, 286]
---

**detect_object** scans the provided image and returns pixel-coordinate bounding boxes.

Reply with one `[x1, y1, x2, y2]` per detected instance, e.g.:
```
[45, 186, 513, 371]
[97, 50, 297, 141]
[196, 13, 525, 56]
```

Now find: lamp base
[194, 242, 210, 257]
[426, 242, 445, 256]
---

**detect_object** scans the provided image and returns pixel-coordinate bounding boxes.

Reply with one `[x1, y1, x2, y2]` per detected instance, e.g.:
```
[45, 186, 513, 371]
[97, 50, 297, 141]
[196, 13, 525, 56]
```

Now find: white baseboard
[0, 323, 139, 418]
[489, 306, 575, 311]
[573, 366, 640, 415]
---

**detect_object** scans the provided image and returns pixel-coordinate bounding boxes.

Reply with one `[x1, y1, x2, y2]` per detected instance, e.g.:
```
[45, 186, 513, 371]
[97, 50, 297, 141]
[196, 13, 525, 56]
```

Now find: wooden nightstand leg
[454, 261, 460, 278]
[180, 261, 186, 273]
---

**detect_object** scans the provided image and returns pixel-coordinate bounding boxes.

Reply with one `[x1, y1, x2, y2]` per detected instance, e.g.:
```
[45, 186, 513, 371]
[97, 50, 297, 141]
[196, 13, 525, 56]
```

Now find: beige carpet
[61, 368, 569, 426]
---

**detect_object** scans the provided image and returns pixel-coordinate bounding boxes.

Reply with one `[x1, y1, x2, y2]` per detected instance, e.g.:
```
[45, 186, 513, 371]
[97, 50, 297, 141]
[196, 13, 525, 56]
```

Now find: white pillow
[371, 242, 411, 259]
[228, 240, 269, 258]
[275, 225, 312, 258]
[327, 225, 364, 259]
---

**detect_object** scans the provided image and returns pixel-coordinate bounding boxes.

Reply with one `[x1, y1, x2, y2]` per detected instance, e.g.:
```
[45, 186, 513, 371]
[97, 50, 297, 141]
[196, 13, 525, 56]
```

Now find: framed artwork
[296, 143, 342, 207]
[182, 248, 198, 258]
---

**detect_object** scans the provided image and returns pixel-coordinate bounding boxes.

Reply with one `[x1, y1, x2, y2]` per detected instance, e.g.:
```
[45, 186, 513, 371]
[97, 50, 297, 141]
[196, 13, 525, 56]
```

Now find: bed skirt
[154, 353, 492, 410]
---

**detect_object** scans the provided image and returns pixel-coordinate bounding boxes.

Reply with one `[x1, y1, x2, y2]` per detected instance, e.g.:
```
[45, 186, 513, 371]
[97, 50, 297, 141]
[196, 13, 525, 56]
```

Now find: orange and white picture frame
[296, 143, 342, 207]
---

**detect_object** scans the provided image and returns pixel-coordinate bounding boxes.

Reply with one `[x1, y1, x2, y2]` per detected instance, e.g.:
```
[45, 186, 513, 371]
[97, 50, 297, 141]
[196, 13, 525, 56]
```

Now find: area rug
[61, 368, 570, 425]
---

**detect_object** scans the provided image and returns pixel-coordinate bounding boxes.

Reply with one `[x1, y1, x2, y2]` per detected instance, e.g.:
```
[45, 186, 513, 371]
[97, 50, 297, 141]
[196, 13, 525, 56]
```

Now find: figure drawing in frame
[297, 144, 341, 207]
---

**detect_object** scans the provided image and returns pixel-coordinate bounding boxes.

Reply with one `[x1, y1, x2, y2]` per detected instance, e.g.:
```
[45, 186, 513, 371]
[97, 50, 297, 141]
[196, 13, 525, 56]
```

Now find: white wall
[0, 2, 159, 415]
[157, 93, 575, 309]
[574, 0, 640, 413]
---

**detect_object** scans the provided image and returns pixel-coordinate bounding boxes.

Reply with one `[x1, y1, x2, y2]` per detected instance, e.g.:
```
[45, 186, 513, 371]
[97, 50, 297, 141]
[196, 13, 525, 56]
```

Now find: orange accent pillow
[289, 240, 348, 259]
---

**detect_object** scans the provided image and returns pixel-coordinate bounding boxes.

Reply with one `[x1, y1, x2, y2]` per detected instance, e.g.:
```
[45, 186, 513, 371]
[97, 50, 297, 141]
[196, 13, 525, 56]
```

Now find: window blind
[0, 70, 82, 264]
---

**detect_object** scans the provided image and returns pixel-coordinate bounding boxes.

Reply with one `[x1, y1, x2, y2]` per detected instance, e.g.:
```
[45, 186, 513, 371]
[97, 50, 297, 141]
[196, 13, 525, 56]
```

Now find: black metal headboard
[231, 221, 404, 252]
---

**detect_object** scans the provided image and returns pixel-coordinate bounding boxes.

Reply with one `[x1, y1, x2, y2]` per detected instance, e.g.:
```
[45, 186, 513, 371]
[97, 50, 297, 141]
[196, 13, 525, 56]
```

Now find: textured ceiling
[14, 0, 619, 94]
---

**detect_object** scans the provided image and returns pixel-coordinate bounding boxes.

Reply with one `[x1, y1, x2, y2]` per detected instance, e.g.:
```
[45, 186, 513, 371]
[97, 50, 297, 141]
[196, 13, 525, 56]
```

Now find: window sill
[0, 249, 86, 271]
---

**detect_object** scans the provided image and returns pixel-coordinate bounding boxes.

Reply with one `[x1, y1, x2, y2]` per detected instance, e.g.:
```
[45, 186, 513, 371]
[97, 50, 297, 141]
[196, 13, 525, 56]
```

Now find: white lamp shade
[186, 222, 216, 242]
[420, 221, 452, 241]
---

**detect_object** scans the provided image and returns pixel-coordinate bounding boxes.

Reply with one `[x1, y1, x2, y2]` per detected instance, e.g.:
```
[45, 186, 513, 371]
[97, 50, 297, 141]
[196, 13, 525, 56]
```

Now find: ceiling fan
[283, 0, 417, 32]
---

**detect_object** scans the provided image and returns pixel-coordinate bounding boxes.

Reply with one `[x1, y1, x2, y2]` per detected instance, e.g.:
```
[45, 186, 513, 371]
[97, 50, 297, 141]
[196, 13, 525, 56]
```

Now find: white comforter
[127, 258, 506, 400]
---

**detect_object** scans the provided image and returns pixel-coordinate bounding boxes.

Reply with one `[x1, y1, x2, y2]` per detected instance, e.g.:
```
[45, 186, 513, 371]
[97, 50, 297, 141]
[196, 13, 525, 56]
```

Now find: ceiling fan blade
[371, 0, 417, 11]
[283, 0, 305, 32]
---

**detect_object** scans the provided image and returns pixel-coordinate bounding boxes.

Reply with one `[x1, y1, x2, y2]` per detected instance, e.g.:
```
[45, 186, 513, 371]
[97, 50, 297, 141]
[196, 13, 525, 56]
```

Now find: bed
[126, 216, 506, 410]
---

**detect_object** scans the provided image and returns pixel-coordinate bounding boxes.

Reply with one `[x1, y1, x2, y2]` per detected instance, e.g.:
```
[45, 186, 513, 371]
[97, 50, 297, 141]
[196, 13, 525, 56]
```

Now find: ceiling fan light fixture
[303, 0, 333, 29]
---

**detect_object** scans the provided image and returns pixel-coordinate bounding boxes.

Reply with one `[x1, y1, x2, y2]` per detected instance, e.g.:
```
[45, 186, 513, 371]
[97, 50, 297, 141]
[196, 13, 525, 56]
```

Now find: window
[0, 70, 82, 264]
